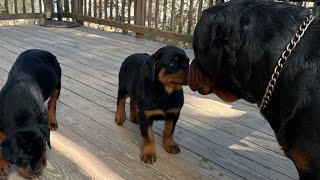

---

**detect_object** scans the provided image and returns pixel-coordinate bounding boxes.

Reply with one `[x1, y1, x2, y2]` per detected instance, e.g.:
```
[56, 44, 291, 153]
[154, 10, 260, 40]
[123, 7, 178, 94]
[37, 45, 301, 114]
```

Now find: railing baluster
[110, 0, 113, 20]
[128, 0, 132, 23]
[171, 0, 176, 31]
[178, 0, 184, 33]
[5, 0, 9, 14]
[162, 0, 167, 30]
[31, 0, 35, 13]
[147, 0, 152, 27]
[14, 0, 18, 14]
[155, 0, 159, 28]
[94, 0, 97, 17]
[187, 0, 193, 34]
[89, 0, 92, 16]
[198, 0, 203, 21]
[23, 0, 26, 13]
[116, 0, 119, 21]
[121, 0, 126, 22]
[99, 0, 102, 18]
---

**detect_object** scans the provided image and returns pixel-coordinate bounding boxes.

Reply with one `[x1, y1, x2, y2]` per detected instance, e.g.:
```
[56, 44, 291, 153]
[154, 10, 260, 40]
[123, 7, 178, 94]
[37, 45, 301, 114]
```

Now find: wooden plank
[110, 0, 113, 20]
[162, 0, 168, 30]
[22, 0, 27, 13]
[115, 0, 119, 20]
[187, 0, 194, 34]
[65, 13, 192, 42]
[170, 0, 176, 31]
[0, 13, 46, 20]
[31, 0, 35, 13]
[155, 0, 159, 28]
[147, 0, 152, 27]
[99, 0, 102, 18]
[14, 0, 18, 14]
[198, 0, 203, 21]
[93, 0, 97, 17]
[178, 0, 184, 33]
[4, 0, 9, 14]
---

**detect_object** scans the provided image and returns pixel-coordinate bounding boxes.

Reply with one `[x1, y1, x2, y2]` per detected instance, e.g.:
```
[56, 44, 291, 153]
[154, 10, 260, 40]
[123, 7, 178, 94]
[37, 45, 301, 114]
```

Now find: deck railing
[0, 0, 319, 43]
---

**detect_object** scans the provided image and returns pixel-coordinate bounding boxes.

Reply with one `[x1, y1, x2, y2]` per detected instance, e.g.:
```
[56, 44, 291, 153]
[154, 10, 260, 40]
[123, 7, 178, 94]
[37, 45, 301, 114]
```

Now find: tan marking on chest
[144, 109, 165, 118]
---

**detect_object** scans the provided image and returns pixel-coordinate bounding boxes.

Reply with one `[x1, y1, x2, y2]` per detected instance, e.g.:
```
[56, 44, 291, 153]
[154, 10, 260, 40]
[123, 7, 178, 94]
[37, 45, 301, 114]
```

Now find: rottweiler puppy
[115, 45, 189, 164]
[0, 49, 61, 178]
[188, 0, 320, 179]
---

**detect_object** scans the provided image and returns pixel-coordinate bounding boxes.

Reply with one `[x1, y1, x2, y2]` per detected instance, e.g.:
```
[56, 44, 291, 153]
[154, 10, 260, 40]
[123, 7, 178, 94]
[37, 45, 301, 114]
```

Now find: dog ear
[209, 15, 230, 48]
[1, 136, 18, 164]
[40, 126, 51, 149]
[144, 50, 162, 83]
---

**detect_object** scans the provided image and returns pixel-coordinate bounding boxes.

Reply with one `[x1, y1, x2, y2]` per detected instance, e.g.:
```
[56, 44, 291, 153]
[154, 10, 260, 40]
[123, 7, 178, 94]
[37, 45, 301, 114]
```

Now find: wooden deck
[0, 24, 298, 180]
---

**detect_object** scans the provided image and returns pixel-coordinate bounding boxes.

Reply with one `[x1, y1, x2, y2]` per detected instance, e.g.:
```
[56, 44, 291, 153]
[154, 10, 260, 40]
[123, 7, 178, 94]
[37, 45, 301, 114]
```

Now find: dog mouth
[170, 79, 188, 86]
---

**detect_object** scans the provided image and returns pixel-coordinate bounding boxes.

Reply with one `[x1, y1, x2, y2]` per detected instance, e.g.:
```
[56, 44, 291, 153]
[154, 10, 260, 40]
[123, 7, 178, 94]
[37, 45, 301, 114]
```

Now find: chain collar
[259, 14, 315, 111]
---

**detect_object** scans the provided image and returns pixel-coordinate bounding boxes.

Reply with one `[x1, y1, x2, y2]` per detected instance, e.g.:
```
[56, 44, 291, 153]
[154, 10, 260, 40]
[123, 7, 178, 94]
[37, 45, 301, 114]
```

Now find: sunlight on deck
[51, 131, 124, 180]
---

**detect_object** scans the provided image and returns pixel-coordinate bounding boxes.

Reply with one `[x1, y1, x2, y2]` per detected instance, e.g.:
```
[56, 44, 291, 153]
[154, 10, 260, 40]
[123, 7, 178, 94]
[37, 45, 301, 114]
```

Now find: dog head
[1, 126, 50, 178]
[188, 0, 310, 103]
[146, 45, 189, 94]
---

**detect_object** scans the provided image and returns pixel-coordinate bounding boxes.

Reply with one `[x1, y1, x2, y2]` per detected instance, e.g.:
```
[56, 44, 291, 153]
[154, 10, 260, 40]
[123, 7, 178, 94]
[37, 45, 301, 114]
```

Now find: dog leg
[139, 111, 156, 164]
[0, 151, 10, 176]
[0, 131, 9, 176]
[48, 85, 60, 131]
[163, 119, 180, 154]
[115, 91, 128, 125]
[130, 100, 138, 124]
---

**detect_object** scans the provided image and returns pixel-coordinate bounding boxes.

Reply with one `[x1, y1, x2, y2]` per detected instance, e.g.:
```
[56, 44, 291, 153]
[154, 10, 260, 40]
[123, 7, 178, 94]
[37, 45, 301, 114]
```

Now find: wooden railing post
[74, 0, 84, 25]
[134, 0, 146, 38]
[43, 0, 53, 21]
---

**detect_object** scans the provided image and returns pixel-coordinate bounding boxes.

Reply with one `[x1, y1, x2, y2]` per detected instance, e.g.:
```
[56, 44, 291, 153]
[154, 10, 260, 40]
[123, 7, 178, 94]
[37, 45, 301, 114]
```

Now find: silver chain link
[259, 14, 315, 111]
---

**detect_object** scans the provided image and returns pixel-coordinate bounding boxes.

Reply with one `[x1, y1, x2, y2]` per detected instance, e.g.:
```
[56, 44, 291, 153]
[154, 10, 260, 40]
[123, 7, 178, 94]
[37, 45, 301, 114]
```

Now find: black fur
[189, 0, 320, 179]
[0, 49, 61, 177]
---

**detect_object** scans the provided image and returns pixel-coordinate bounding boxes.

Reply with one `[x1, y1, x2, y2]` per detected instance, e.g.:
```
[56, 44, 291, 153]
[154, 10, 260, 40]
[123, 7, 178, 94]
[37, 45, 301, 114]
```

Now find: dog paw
[130, 116, 138, 124]
[115, 116, 126, 125]
[164, 143, 180, 154]
[140, 153, 157, 164]
[49, 122, 58, 131]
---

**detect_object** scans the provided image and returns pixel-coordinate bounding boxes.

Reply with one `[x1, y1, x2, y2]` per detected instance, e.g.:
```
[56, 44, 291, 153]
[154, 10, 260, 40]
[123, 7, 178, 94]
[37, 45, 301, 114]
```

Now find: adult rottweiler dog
[188, 0, 320, 179]
[0, 49, 61, 178]
[115, 46, 189, 164]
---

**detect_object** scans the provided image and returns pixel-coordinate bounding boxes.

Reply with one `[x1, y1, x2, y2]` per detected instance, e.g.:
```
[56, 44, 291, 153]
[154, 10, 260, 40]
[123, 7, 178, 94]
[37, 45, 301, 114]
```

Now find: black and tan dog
[115, 46, 189, 164]
[0, 49, 61, 178]
[188, 0, 320, 179]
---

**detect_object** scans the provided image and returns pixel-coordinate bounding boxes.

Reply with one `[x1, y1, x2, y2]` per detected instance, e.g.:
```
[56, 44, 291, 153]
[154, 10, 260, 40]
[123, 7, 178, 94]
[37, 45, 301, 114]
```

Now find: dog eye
[170, 61, 176, 66]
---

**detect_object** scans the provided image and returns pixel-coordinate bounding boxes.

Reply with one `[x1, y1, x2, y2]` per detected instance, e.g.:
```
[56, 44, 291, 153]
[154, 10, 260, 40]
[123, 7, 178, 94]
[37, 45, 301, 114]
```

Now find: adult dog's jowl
[188, 0, 320, 179]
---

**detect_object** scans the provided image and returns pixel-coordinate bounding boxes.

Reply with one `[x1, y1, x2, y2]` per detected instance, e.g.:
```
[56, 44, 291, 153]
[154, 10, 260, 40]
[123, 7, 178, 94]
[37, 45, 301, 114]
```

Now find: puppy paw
[48, 117, 58, 131]
[115, 116, 126, 125]
[164, 143, 180, 154]
[49, 121, 58, 131]
[130, 116, 138, 124]
[140, 153, 157, 164]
